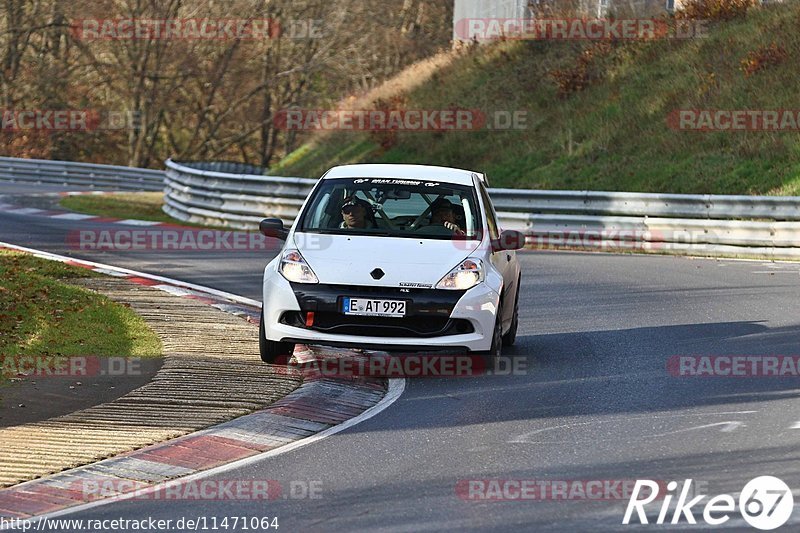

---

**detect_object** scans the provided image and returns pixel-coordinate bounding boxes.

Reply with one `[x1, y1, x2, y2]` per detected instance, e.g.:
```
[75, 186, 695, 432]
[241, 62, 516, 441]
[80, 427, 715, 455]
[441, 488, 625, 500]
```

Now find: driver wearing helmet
[340, 196, 377, 229]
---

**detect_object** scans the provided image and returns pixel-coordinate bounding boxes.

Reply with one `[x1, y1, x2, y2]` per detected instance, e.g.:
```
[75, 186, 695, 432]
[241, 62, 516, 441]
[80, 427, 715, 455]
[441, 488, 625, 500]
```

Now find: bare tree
[0, 0, 452, 166]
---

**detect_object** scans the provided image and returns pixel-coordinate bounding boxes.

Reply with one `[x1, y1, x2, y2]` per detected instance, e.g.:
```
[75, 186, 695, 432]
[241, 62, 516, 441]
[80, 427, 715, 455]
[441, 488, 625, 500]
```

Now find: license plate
[342, 297, 406, 317]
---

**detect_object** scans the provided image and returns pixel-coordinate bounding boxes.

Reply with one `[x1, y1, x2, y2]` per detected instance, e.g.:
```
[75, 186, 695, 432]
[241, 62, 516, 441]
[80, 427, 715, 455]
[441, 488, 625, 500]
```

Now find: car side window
[478, 182, 500, 240]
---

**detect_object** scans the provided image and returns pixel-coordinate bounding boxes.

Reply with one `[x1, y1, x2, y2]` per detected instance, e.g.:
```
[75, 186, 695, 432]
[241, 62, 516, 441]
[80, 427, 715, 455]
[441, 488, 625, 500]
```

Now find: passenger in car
[429, 198, 465, 236]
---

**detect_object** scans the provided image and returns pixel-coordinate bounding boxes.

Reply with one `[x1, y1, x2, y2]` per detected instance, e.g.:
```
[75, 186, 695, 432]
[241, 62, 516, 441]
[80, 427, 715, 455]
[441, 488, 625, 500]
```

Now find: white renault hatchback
[258, 164, 524, 363]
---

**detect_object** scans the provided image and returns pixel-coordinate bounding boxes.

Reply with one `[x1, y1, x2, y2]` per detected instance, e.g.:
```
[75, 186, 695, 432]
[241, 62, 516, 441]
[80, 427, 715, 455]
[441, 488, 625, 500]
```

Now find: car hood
[293, 233, 481, 287]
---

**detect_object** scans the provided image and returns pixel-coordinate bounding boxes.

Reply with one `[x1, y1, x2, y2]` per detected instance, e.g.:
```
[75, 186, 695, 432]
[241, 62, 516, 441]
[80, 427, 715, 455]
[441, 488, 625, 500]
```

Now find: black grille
[324, 285, 430, 296]
[285, 283, 469, 337]
[280, 311, 474, 338]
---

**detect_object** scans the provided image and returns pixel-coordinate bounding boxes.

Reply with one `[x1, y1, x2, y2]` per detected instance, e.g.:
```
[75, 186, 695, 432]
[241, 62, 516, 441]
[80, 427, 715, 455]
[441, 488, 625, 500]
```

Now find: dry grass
[272, 2, 800, 195]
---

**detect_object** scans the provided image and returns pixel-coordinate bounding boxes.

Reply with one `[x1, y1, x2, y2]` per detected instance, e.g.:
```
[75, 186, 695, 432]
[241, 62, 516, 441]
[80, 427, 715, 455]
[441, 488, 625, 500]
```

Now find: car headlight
[436, 258, 484, 290]
[279, 249, 318, 284]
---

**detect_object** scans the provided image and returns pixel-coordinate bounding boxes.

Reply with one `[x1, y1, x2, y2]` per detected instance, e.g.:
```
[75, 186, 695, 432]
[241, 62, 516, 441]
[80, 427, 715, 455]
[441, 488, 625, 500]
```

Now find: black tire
[479, 301, 503, 360]
[259, 309, 295, 364]
[502, 277, 520, 347]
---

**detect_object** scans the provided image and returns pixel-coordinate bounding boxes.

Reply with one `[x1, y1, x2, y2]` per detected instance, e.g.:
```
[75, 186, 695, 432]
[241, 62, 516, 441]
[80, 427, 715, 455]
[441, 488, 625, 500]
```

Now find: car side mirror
[260, 218, 288, 240]
[492, 230, 526, 252]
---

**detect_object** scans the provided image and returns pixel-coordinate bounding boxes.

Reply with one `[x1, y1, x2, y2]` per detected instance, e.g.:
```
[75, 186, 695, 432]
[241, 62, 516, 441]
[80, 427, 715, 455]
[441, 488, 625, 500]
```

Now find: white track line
[116, 219, 162, 226]
[5, 207, 43, 215]
[0, 241, 407, 524]
[48, 213, 96, 220]
[0, 241, 260, 307]
[3, 379, 405, 524]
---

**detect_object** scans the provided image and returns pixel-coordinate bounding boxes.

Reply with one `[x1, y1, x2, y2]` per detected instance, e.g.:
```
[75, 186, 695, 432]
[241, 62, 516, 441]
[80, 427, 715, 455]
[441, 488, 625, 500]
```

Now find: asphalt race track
[3, 185, 800, 531]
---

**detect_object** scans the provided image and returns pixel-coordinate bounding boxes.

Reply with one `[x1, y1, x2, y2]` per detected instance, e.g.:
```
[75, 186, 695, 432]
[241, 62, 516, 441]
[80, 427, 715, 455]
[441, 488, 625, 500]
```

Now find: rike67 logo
[623, 477, 793, 530]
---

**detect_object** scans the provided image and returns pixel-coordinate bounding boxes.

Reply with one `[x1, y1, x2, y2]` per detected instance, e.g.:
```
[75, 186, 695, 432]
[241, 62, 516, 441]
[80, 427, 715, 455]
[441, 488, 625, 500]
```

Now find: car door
[477, 179, 517, 329]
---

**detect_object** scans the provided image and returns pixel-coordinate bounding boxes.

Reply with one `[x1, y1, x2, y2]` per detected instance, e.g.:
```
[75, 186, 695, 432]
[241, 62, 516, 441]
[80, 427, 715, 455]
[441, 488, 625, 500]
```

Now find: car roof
[322, 164, 480, 186]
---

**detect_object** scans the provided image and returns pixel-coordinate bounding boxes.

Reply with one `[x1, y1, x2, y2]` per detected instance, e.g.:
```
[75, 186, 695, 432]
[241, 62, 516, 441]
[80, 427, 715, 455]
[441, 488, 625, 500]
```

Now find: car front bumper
[262, 268, 500, 352]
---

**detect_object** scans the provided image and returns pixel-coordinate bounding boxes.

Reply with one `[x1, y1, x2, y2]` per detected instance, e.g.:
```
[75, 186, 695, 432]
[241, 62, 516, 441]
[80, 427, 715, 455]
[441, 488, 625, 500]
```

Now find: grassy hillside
[272, 3, 800, 195]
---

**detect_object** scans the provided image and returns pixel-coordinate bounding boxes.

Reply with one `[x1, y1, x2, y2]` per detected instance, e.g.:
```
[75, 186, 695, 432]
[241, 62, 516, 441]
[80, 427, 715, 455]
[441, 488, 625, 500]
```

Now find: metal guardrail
[163, 159, 316, 227]
[0, 156, 164, 191]
[5, 155, 798, 258]
[163, 159, 800, 259]
[490, 188, 800, 221]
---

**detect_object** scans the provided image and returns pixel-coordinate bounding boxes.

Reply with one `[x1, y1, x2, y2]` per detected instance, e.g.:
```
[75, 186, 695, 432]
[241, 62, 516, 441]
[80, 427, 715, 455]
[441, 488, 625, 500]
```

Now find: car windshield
[299, 177, 481, 239]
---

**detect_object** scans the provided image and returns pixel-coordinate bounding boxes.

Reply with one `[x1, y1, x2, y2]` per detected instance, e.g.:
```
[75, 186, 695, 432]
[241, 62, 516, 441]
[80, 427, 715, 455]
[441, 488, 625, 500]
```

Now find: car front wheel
[479, 301, 503, 361]
[502, 278, 520, 347]
[259, 309, 295, 364]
